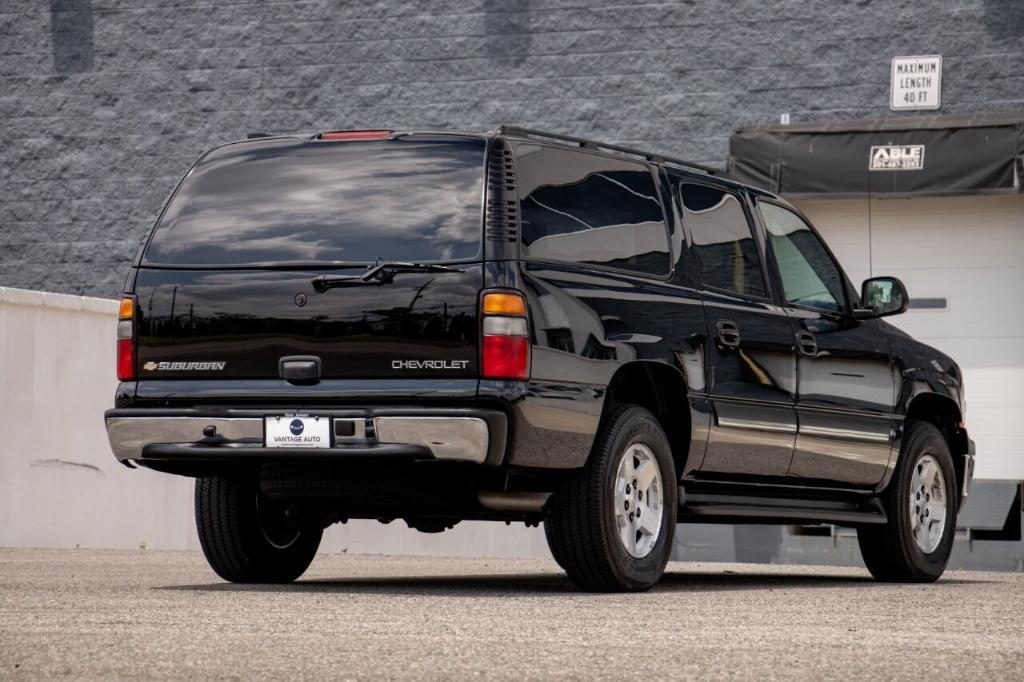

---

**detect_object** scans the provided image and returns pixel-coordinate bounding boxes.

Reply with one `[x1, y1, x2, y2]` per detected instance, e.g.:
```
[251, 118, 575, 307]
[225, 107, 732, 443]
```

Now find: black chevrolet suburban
[106, 127, 975, 591]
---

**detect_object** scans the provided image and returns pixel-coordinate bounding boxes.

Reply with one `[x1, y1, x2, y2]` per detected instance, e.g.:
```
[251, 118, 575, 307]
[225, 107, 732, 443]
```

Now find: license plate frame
[264, 414, 331, 449]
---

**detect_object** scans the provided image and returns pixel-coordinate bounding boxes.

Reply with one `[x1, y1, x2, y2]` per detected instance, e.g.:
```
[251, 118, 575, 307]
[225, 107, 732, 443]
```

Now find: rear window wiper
[311, 261, 465, 292]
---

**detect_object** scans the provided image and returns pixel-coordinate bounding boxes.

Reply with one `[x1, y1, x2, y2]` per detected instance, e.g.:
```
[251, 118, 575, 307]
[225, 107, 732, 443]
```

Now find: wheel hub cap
[909, 454, 947, 554]
[613, 443, 663, 558]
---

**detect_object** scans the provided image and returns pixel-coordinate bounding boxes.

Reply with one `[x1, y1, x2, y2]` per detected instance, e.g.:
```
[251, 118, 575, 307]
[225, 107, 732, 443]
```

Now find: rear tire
[857, 421, 957, 582]
[195, 475, 322, 583]
[544, 520, 567, 570]
[544, 405, 677, 592]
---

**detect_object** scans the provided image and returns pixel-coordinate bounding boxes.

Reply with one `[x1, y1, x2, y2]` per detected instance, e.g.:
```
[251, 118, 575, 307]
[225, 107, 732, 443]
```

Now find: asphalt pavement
[1, 548, 1022, 679]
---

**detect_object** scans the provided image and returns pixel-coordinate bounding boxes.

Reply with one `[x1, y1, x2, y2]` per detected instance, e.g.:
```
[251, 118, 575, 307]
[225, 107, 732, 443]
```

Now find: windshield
[142, 134, 486, 267]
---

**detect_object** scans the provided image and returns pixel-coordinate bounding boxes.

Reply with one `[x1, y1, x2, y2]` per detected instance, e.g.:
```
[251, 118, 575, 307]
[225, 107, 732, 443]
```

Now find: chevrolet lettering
[392, 360, 470, 370]
[105, 127, 975, 591]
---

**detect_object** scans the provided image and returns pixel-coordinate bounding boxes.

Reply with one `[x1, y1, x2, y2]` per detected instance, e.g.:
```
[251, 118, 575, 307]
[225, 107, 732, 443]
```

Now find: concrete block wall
[2, 1, 1023, 297]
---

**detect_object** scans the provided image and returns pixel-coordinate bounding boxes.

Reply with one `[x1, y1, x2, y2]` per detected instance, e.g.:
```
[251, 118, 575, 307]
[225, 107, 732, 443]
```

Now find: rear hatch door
[133, 133, 486, 380]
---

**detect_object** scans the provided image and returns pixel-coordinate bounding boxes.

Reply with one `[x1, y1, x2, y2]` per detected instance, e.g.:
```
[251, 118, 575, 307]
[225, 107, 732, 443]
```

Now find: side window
[681, 183, 767, 298]
[759, 203, 846, 313]
[516, 144, 670, 276]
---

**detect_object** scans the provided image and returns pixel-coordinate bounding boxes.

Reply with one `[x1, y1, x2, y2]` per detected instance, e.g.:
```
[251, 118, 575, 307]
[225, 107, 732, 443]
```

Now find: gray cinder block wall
[2, 0, 1023, 297]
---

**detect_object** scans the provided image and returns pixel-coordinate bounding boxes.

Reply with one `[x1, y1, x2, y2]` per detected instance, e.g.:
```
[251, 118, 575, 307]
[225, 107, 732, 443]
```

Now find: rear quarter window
[513, 143, 670, 276]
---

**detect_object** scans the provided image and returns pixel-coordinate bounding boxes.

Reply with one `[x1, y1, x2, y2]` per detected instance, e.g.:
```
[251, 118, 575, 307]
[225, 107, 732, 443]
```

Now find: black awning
[729, 112, 1024, 198]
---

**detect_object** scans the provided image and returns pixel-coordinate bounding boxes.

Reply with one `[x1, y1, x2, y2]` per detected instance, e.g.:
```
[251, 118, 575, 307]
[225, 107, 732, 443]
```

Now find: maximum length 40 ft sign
[891, 55, 942, 111]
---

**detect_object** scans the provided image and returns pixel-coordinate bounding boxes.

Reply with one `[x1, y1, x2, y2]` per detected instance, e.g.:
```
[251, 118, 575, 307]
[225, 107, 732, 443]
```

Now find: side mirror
[854, 276, 909, 319]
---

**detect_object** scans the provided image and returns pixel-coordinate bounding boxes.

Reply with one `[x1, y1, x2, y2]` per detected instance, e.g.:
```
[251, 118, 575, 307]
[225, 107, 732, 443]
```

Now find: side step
[679, 489, 888, 526]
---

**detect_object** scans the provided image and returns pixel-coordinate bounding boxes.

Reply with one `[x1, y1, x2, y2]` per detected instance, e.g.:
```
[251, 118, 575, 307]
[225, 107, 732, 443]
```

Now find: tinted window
[143, 135, 485, 266]
[516, 144, 670, 275]
[760, 203, 846, 313]
[681, 184, 766, 297]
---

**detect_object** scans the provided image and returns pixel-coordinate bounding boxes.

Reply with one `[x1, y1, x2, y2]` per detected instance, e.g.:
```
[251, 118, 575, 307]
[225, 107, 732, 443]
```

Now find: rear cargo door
[133, 133, 486, 380]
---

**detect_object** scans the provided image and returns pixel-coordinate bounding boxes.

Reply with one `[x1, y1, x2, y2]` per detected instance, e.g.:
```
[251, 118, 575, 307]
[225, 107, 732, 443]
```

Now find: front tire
[195, 475, 322, 583]
[544, 405, 677, 592]
[857, 421, 957, 582]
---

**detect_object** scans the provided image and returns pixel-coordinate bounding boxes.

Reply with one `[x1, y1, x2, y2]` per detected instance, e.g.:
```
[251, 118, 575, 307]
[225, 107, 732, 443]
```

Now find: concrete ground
[1, 549, 1022, 679]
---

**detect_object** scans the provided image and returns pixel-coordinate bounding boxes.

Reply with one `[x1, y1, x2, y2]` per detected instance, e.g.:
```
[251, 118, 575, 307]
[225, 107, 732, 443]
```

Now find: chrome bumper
[106, 415, 491, 464]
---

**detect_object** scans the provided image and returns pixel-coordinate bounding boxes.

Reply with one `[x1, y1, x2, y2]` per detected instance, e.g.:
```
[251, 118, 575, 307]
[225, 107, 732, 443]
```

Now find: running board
[678, 489, 888, 526]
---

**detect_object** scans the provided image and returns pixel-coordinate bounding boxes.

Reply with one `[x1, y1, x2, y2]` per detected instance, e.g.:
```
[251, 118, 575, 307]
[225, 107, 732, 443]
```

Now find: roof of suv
[242, 126, 720, 173]
[234, 126, 784, 203]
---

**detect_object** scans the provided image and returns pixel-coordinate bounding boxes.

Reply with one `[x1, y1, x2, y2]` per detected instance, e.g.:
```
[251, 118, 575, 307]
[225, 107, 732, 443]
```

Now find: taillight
[482, 292, 527, 316]
[116, 296, 135, 381]
[320, 130, 392, 141]
[481, 291, 530, 380]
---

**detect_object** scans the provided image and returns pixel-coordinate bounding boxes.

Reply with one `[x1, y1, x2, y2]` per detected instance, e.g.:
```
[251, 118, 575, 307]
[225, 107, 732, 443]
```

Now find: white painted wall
[0, 287, 547, 554]
[0, 287, 195, 550]
[796, 195, 1024, 480]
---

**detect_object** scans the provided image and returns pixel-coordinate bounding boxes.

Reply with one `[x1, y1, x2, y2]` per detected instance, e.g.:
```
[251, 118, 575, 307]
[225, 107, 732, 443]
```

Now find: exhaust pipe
[478, 491, 551, 513]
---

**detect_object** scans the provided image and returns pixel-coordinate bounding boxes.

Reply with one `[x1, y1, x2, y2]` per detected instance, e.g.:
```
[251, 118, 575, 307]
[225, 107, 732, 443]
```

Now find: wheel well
[602, 362, 691, 477]
[906, 393, 967, 504]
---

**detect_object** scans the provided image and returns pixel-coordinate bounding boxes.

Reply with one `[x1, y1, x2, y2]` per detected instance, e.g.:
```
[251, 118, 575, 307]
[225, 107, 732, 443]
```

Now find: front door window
[759, 203, 846, 313]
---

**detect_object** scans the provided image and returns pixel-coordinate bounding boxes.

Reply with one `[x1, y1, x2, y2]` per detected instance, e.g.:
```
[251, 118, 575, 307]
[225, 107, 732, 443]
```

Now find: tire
[857, 421, 957, 582]
[195, 475, 322, 583]
[544, 520, 567, 570]
[544, 404, 677, 592]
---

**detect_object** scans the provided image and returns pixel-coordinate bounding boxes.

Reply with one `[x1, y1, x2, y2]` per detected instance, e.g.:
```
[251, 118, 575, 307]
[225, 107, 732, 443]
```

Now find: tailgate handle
[279, 356, 322, 383]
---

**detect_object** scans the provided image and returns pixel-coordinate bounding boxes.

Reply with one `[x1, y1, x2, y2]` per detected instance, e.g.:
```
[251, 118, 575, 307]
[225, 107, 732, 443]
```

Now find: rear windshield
[143, 135, 486, 267]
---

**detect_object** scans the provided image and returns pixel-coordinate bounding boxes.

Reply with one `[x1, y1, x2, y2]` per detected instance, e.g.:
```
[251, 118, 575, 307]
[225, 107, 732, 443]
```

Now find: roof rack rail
[493, 125, 723, 176]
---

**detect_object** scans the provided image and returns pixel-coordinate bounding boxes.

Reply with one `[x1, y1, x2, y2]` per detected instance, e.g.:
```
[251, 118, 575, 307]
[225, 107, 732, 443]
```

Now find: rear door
[133, 133, 486, 381]
[681, 182, 798, 479]
[755, 199, 896, 487]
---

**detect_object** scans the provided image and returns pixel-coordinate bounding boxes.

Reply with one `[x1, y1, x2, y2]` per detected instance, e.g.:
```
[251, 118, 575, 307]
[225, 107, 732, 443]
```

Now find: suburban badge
[142, 361, 227, 371]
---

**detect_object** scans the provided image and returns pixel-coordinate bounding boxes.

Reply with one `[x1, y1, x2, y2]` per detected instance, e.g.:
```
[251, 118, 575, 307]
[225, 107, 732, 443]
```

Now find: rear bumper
[105, 407, 507, 467]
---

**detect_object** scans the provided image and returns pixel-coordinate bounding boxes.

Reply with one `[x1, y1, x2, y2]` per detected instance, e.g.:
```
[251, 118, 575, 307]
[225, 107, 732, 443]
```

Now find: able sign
[869, 145, 925, 171]
[890, 55, 941, 111]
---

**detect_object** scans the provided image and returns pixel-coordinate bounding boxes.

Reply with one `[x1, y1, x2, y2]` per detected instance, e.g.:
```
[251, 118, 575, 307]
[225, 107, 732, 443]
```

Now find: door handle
[796, 330, 818, 357]
[716, 319, 741, 348]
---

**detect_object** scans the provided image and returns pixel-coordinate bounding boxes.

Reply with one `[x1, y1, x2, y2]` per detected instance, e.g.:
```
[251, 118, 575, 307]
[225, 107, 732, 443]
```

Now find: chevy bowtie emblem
[142, 362, 158, 371]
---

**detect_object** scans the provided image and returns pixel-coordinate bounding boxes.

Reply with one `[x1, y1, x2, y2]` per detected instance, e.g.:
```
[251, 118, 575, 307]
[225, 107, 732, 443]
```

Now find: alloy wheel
[909, 454, 947, 554]
[613, 443, 664, 558]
